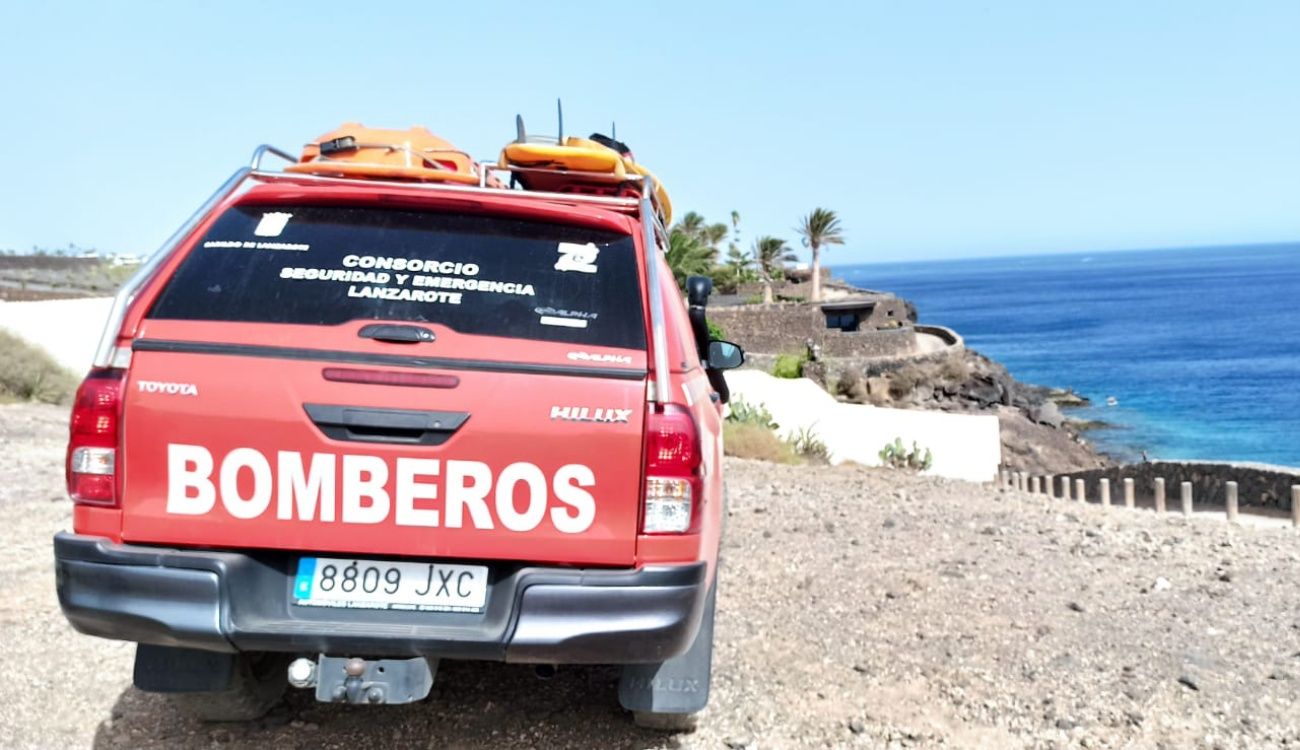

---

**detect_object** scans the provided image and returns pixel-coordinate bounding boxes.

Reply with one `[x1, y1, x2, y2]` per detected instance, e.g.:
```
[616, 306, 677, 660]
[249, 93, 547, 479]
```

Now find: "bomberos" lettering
[165, 444, 596, 533]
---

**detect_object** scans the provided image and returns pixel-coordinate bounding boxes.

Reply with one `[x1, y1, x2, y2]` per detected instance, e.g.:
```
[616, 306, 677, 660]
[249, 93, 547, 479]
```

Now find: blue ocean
[836, 245, 1300, 468]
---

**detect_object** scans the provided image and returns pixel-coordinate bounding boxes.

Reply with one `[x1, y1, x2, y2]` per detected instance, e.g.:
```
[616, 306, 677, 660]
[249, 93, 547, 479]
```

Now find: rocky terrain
[0, 255, 134, 301]
[5, 402, 1300, 749]
[833, 349, 1109, 475]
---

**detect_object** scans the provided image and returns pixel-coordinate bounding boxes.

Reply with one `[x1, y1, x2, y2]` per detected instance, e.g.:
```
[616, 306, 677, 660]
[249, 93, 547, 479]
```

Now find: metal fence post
[1154, 478, 1166, 514]
[1123, 478, 1135, 510]
[1029, 476, 1040, 494]
[1100, 478, 1111, 509]
[1074, 478, 1085, 504]
[1225, 481, 1239, 523]
[1181, 481, 1193, 517]
[1046, 474, 1056, 499]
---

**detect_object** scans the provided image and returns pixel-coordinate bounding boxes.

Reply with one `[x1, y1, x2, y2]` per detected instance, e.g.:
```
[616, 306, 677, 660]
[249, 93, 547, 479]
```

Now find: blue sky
[3, 1, 1298, 264]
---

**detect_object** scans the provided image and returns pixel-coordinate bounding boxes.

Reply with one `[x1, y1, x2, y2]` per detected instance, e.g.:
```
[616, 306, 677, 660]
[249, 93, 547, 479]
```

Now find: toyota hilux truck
[53, 134, 743, 730]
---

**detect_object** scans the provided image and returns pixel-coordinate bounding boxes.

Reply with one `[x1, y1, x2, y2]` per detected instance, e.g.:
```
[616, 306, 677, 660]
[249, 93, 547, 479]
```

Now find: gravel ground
[5, 402, 1300, 748]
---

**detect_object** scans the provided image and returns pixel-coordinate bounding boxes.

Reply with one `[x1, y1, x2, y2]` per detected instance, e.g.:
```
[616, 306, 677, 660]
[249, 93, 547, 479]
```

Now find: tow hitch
[287, 655, 436, 705]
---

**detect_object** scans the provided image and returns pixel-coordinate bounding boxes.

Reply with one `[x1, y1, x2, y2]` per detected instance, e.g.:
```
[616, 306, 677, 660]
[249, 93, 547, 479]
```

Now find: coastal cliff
[829, 349, 1109, 475]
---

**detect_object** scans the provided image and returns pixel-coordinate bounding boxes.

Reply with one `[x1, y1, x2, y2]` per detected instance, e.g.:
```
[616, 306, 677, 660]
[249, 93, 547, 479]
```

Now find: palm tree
[726, 210, 742, 259]
[796, 208, 845, 302]
[676, 211, 706, 239]
[674, 211, 729, 253]
[665, 228, 716, 289]
[699, 222, 729, 250]
[720, 246, 754, 290]
[751, 235, 796, 305]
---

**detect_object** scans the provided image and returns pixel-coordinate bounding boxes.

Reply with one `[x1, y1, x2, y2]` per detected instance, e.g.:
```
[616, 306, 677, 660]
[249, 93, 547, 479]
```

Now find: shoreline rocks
[829, 348, 1109, 474]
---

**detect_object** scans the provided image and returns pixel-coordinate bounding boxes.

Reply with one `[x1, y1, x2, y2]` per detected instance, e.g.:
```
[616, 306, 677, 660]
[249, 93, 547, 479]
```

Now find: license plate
[293, 557, 488, 613]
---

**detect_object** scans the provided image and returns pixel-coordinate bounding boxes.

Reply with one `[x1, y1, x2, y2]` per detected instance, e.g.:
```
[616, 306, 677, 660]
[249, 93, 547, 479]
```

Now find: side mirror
[706, 340, 745, 370]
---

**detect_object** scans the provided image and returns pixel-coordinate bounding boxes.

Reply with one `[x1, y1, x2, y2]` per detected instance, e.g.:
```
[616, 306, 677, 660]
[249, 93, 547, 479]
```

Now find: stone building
[820, 296, 912, 332]
[707, 293, 919, 360]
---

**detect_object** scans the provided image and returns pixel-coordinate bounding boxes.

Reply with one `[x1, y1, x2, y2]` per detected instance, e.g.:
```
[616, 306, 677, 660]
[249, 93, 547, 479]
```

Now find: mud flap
[617, 580, 715, 715]
[134, 644, 237, 693]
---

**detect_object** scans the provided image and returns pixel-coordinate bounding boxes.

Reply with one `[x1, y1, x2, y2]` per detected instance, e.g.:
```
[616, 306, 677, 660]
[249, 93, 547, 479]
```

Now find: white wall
[0, 297, 113, 374]
[726, 369, 1002, 483]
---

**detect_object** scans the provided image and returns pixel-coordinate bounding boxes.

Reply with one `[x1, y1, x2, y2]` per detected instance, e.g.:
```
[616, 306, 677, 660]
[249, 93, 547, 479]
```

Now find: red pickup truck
[53, 131, 742, 730]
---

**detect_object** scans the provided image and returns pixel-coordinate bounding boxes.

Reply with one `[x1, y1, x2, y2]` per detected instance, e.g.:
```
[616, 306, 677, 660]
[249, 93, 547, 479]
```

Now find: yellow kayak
[499, 129, 673, 225]
[499, 137, 627, 180]
[622, 159, 673, 226]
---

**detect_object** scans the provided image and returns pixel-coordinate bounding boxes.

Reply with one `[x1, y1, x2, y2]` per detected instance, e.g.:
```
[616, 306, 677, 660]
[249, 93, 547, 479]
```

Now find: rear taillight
[67, 368, 126, 506]
[642, 404, 702, 534]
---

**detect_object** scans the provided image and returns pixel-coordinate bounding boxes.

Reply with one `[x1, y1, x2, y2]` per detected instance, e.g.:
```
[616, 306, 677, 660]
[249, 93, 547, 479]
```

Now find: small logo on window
[254, 212, 294, 237]
[555, 242, 600, 273]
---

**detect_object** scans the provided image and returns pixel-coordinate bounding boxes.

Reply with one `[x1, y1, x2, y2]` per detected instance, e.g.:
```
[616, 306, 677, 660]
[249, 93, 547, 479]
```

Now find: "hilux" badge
[550, 406, 632, 424]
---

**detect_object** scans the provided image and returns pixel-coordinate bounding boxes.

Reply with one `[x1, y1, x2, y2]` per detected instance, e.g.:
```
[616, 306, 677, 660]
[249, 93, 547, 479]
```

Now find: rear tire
[170, 652, 290, 722]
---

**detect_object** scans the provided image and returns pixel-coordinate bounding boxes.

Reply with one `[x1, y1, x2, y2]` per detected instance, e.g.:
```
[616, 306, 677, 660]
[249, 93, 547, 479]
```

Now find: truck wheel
[170, 652, 290, 722]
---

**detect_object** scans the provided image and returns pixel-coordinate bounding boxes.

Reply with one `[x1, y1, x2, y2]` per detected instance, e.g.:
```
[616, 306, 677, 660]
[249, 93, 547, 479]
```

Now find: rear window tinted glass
[148, 204, 646, 349]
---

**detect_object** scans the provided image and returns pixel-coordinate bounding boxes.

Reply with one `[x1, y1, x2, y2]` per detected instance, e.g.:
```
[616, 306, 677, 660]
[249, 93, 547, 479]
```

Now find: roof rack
[246, 144, 670, 221]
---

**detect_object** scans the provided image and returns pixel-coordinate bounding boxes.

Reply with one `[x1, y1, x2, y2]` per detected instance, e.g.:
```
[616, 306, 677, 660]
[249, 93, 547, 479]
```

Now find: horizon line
[832, 239, 1300, 268]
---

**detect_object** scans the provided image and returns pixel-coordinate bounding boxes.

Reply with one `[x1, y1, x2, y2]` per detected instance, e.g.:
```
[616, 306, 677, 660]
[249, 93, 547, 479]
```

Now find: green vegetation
[706, 319, 726, 341]
[665, 207, 844, 302]
[796, 207, 845, 303]
[728, 397, 778, 429]
[665, 229, 716, 289]
[723, 421, 799, 463]
[879, 438, 933, 472]
[718, 245, 757, 290]
[752, 235, 796, 304]
[724, 398, 790, 461]
[668, 211, 738, 291]
[789, 425, 830, 463]
[0, 329, 78, 405]
[724, 398, 827, 464]
[772, 352, 808, 379]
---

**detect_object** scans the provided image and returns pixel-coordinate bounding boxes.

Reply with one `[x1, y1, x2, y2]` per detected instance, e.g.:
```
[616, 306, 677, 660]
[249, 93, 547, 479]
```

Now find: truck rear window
[148, 204, 647, 349]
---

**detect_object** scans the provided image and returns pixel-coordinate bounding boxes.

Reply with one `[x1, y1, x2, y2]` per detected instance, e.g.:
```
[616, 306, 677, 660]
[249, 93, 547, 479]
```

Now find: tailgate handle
[358, 324, 436, 344]
[304, 404, 469, 446]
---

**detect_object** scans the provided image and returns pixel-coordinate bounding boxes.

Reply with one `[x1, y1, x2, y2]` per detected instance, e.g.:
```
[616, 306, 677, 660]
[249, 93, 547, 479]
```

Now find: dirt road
[4, 402, 1300, 748]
